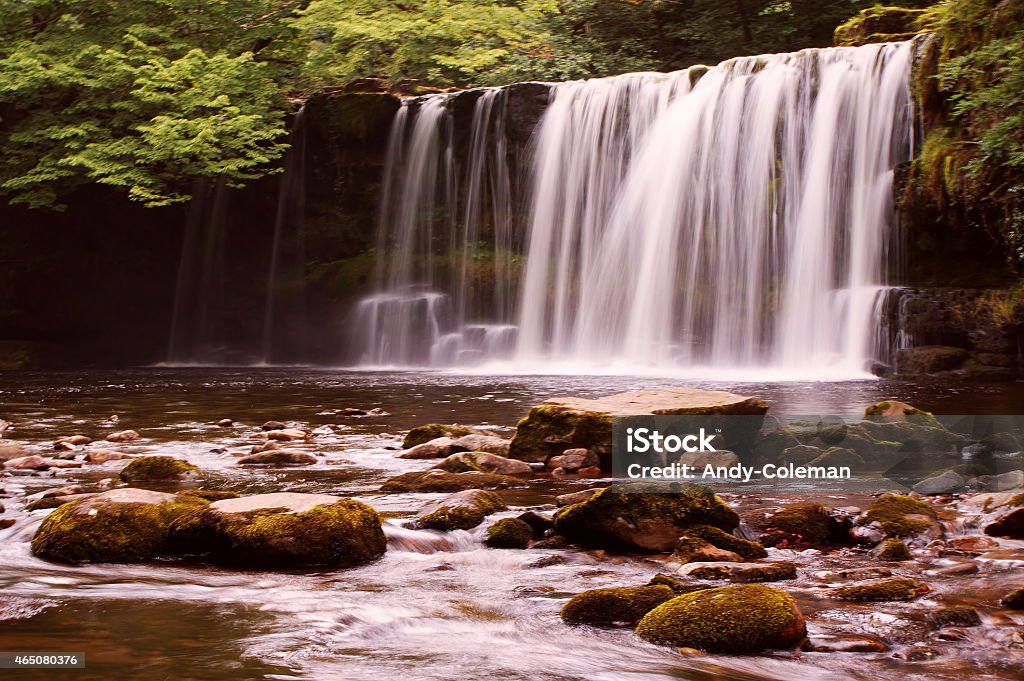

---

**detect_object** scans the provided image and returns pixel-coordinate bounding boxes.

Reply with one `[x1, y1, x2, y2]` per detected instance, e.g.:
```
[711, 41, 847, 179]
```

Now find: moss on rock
[561, 585, 676, 626]
[930, 605, 981, 627]
[31, 488, 208, 564]
[484, 518, 533, 548]
[829, 577, 929, 602]
[553, 486, 739, 552]
[381, 470, 524, 493]
[169, 493, 386, 568]
[417, 489, 506, 531]
[834, 6, 928, 47]
[1001, 586, 1024, 609]
[862, 494, 938, 538]
[755, 502, 833, 548]
[871, 538, 913, 561]
[120, 456, 201, 482]
[635, 584, 805, 653]
[403, 424, 476, 449]
[683, 524, 767, 559]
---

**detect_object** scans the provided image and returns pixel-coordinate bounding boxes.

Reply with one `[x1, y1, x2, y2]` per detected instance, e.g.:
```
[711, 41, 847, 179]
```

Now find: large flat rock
[508, 388, 767, 464]
[210, 492, 341, 515]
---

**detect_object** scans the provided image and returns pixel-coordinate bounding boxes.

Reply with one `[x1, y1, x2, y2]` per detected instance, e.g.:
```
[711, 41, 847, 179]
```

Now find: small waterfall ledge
[353, 41, 915, 378]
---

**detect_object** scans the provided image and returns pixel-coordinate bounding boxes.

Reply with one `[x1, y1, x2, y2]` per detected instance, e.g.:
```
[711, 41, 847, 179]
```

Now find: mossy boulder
[561, 585, 676, 626]
[752, 502, 834, 548]
[862, 494, 940, 538]
[484, 517, 533, 548]
[677, 561, 797, 583]
[683, 524, 767, 559]
[508, 388, 767, 465]
[834, 6, 927, 47]
[864, 400, 938, 423]
[120, 456, 201, 482]
[635, 584, 806, 653]
[403, 424, 476, 449]
[829, 577, 929, 602]
[871, 538, 913, 561]
[930, 605, 981, 627]
[553, 485, 739, 552]
[31, 488, 208, 564]
[1001, 586, 1024, 609]
[169, 492, 386, 568]
[416, 489, 506, 531]
[381, 470, 525, 493]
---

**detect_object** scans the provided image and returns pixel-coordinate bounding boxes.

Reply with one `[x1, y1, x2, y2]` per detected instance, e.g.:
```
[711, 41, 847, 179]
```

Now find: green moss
[635, 584, 804, 653]
[31, 496, 208, 564]
[171, 499, 386, 568]
[862, 494, 937, 538]
[561, 585, 675, 626]
[873, 538, 913, 561]
[380, 470, 523, 493]
[930, 605, 981, 627]
[484, 518, 533, 549]
[120, 456, 200, 482]
[829, 577, 927, 602]
[685, 562, 796, 583]
[402, 424, 475, 449]
[833, 6, 928, 47]
[758, 502, 832, 548]
[684, 524, 767, 559]
[508, 404, 612, 463]
[418, 491, 505, 531]
[1001, 586, 1024, 609]
[1008, 493, 1024, 508]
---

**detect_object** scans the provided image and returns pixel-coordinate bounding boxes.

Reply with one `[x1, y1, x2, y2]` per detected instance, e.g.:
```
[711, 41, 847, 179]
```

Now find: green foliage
[0, 1, 302, 208]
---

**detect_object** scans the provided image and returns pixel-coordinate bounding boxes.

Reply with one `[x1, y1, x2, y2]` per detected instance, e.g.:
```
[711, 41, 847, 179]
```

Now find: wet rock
[431, 451, 533, 476]
[484, 518, 534, 548]
[871, 538, 912, 561]
[677, 561, 797, 583]
[526, 555, 566, 568]
[1002, 586, 1024, 609]
[828, 577, 929, 602]
[106, 430, 140, 443]
[863, 400, 937, 421]
[672, 536, 742, 564]
[266, 428, 309, 442]
[983, 506, 1024, 538]
[216, 419, 233, 427]
[930, 605, 981, 627]
[450, 434, 511, 456]
[3, 455, 50, 470]
[381, 470, 524, 493]
[809, 447, 863, 469]
[555, 488, 603, 507]
[119, 456, 201, 482]
[553, 486, 739, 552]
[777, 445, 823, 466]
[398, 437, 457, 460]
[177, 490, 240, 502]
[912, 470, 967, 495]
[55, 435, 91, 447]
[682, 524, 767, 559]
[578, 466, 603, 478]
[104, 415, 119, 424]
[945, 535, 999, 553]
[30, 488, 208, 563]
[509, 388, 767, 464]
[895, 346, 969, 375]
[982, 469, 1024, 492]
[547, 448, 600, 472]
[0, 419, 9, 436]
[83, 448, 131, 464]
[895, 645, 941, 661]
[250, 440, 281, 454]
[751, 502, 835, 548]
[403, 424, 476, 449]
[0, 444, 29, 462]
[801, 634, 889, 653]
[646, 573, 713, 594]
[561, 585, 676, 626]
[532, 534, 571, 549]
[517, 511, 554, 536]
[236, 450, 317, 466]
[41, 485, 83, 499]
[261, 421, 286, 431]
[929, 560, 978, 576]
[26, 493, 98, 510]
[814, 566, 893, 581]
[678, 449, 740, 470]
[635, 584, 805, 653]
[170, 492, 386, 568]
[861, 494, 941, 539]
[0, 519, 14, 530]
[416, 489, 506, 531]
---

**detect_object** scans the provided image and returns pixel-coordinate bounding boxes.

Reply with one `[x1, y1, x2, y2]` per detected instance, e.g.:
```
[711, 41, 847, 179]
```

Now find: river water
[1, 369, 1023, 680]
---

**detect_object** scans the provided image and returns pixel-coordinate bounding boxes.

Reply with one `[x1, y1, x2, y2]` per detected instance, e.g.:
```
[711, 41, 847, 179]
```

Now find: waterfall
[354, 41, 914, 377]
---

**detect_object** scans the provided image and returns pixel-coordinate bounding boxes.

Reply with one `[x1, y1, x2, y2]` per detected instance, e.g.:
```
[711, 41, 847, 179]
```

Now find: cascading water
[354, 41, 914, 377]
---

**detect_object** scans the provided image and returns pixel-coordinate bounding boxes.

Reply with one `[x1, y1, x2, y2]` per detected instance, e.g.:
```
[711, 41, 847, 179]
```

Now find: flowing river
[2, 369, 1023, 680]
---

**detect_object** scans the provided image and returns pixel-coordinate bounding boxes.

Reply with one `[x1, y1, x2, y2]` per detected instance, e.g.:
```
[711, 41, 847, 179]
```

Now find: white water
[355, 42, 914, 378]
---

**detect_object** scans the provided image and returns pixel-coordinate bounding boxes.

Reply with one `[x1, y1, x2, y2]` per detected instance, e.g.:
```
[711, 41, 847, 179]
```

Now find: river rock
[3, 455, 50, 470]
[912, 470, 967, 495]
[983, 507, 1024, 538]
[0, 444, 28, 462]
[217, 419, 233, 427]
[398, 437, 457, 459]
[30, 488, 208, 563]
[261, 421, 286, 431]
[777, 445, 823, 466]
[236, 449, 317, 466]
[381, 469, 524, 493]
[930, 605, 982, 627]
[508, 388, 767, 464]
[484, 517, 534, 548]
[106, 430, 140, 443]
[561, 585, 676, 626]
[26, 493, 99, 510]
[84, 448, 131, 464]
[415, 489, 507, 531]
[169, 492, 386, 568]
[678, 449, 740, 471]
[403, 424, 477, 449]
[862, 494, 942, 539]
[864, 400, 937, 421]
[750, 502, 835, 548]
[672, 536, 742, 563]
[871, 538, 912, 561]
[450, 434, 511, 456]
[266, 428, 309, 442]
[41, 485, 84, 499]
[828, 577, 929, 602]
[1001, 586, 1024, 609]
[552, 485, 739, 552]
[555, 488, 602, 506]
[982, 469, 1024, 492]
[547, 448, 600, 472]
[432, 451, 533, 476]
[516, 511, 554, 536]
[677, 561, 797, 583]
[56, 435, 91, 447]
[801, 634, 889, 653]
[635, 584, 805, 653]
[682, 524, 767, 559]
[119, 456, 201, 482]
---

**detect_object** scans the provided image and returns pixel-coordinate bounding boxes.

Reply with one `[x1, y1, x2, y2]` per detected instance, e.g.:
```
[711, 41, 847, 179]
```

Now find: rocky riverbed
[2, 369, 1024, 681]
